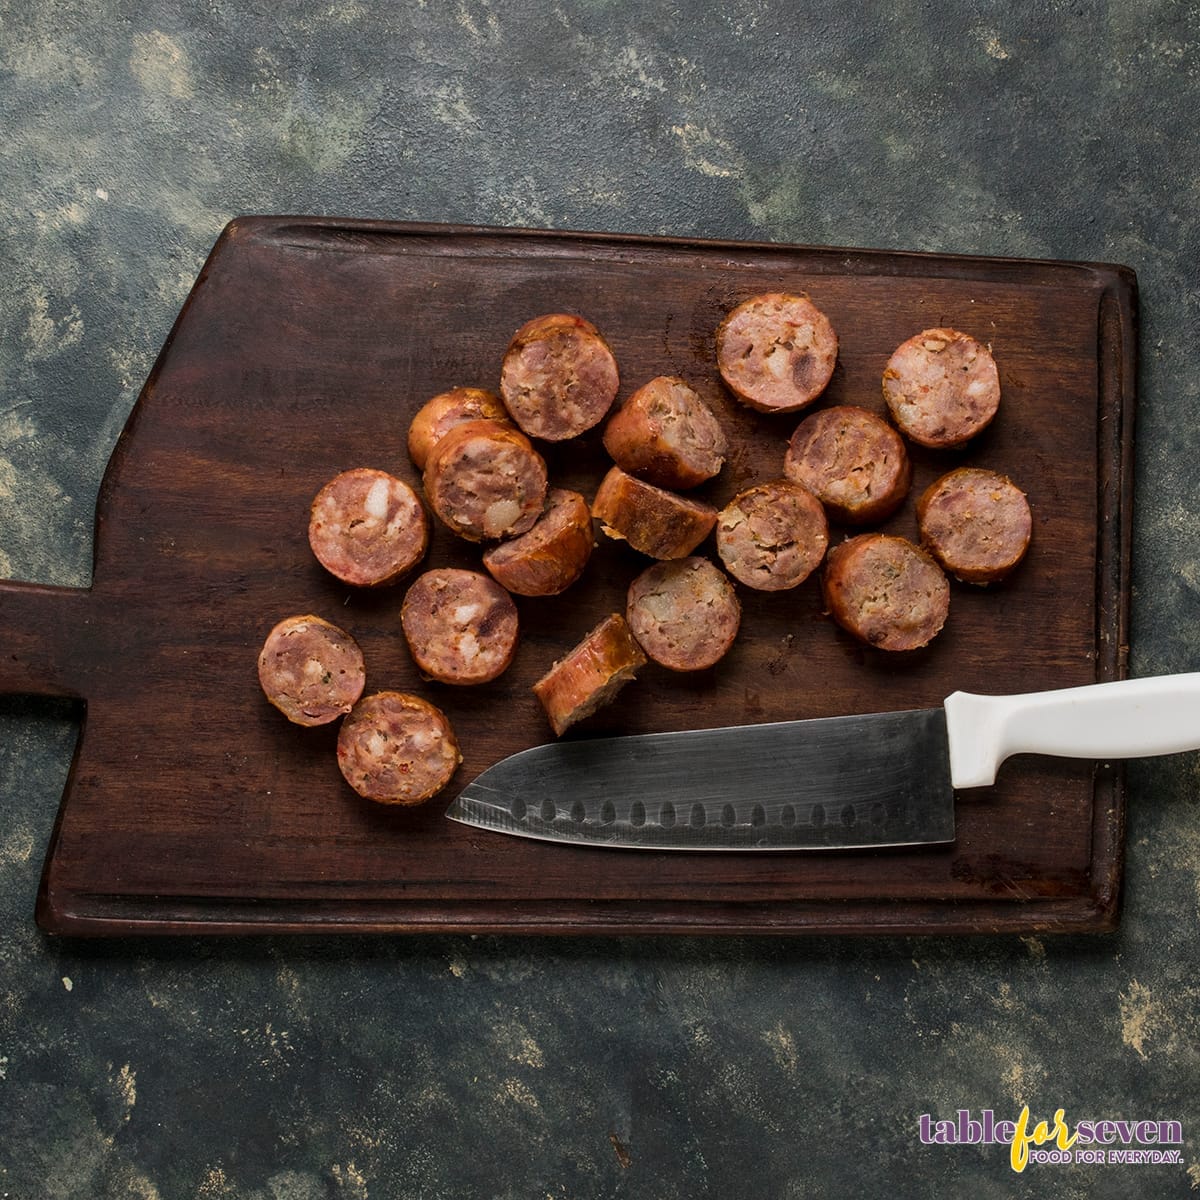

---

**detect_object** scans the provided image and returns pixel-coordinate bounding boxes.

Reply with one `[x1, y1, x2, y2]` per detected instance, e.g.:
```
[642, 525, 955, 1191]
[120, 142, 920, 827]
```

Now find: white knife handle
[944, 673, 1200, 789]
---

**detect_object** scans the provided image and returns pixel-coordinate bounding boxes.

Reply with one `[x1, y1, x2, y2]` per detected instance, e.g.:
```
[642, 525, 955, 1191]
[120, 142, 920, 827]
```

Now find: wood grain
[0, 218, 1136, 936]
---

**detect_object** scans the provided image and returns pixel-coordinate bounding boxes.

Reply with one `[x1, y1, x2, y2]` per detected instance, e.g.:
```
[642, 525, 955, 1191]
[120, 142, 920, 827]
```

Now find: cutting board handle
[0, 579, 93, 698]
[944, 673, 1200, 788]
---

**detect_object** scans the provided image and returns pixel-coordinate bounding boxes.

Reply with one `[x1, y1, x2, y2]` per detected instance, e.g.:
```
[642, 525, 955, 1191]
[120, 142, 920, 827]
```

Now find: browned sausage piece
[601, 375, 727, 489]
[822, 534, 950, 651]
[257, 614, 366, 726]
[882, 328, 1001, 448]
[423, 419, 548, 542]
[336, 691, 461, 804]
[716, 292, 838, 414]
[407, 387, 512, 470]
[716, 479, 829, 591]
[626, 557, 741, 672]
[309, 468, 429, 587]
[499, 313, 620, 441]
[591, 466, 717, 559]
[783, 405, 912, 526]
[917, 467, 1032, 584]
[482, 488, 594, 596]
[401, 568, 519, 685]
[532, 613, 647, 737]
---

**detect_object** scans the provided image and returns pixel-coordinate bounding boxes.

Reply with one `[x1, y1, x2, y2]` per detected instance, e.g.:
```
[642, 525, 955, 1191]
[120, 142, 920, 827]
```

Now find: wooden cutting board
[0, 218, 1136, 936]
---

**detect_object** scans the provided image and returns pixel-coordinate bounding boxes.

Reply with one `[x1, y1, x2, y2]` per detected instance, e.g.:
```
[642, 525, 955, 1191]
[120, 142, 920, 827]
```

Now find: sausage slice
[822, 534, 950, 651]
[309, 468, 429, 587]
[783, 405, 911, 526]
[882, 328, 1001, 448]
[482, 488, 594, 596]
[591, 466, 717, 559]
[716, 479, 829, 591]
[716, 292, 838, 413]
[626, 557, 741, 672]
[407, 387, 512, 470]
[336, 691, 461, 804]
[423, 419, 548, 542]
[500, 313, 620, 441]
[533, 613, 647, 736]
[602, 375, 727, 489]
[401, 568, 519, 685]
[257, 614, 366, 726]
[917, 467, 1032, 584]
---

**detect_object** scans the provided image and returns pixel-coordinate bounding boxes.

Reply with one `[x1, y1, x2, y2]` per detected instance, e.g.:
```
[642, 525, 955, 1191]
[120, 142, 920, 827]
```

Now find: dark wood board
[0, 218, 1136, 936]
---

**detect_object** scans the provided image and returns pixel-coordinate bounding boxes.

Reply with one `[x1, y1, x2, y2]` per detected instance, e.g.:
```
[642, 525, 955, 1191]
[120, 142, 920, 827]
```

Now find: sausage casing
[716, 292, 838, 413]
[591, 466, 717, 559]
[482, 488, 594, 596]
[626, 557, 741, 671]
[822, 534, 950, 651]
[917, 467, 1032, 584]
[401, 567, 519, 685]
[309, 468, 429, 587]
[784, 406, 911, 526]
[883, 328, 1001, 448]
[716, 479, 828, 591]
[532, 613, 646, 736]
[257, 614, 366, 726]
[602, 375, 726, 489]
[408, 387, 512, 470]
[423, 419, 548, 542]
[336, 691, 461, 804]
[500, 313, 620, 441]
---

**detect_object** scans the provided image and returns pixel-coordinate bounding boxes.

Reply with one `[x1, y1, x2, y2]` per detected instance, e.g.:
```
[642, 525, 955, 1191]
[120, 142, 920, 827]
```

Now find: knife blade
[445, 673, 1200, 851]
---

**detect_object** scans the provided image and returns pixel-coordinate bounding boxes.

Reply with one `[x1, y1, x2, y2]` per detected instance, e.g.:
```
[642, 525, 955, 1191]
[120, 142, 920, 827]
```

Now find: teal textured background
[2, 3, 1199, 1196]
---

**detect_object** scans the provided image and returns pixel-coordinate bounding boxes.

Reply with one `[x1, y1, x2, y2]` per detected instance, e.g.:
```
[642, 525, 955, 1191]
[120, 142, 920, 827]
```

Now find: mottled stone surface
[2, 1, 1200, 1196]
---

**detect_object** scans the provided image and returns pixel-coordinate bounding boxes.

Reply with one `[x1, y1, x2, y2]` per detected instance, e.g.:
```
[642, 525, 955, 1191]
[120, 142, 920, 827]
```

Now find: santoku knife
[445, 674, 1200, 851]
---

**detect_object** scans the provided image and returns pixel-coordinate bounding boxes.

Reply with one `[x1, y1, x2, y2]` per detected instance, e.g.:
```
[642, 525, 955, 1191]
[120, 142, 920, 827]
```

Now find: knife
[445, 674, 1200, 850]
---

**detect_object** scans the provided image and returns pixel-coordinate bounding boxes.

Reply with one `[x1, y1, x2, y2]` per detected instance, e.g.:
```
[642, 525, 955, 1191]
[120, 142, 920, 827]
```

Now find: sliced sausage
[533, 613, 647, 737]
[336, 691, 461, 804]
[499, 313, 620, 441]
[716, 292, 838, 413]
[822, 534, 950, 652]
[407, 387, 512, 470]
[422, 419, 548, 542]
[309, 468, 429, 587]
[257, 614, 366, 727]
[783, 405, 912, 526]
[626, 557, 741, 672]
[917, 467, 1032, 584]
[716, 479, 829, 591]
[482, 488, 594, 596]
[882, 327, 1001, 448]
[400, 567, 519, 685]
[591, 466, 717, 559]
[602, 375, 727, 489]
